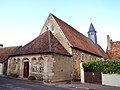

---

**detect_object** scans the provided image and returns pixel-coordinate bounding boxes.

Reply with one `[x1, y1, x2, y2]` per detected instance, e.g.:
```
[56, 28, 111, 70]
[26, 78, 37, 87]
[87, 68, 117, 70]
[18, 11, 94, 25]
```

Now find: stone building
[7, 13, 106, 82]
[106, 35, 120, 59]
[0, 45, 20, 75]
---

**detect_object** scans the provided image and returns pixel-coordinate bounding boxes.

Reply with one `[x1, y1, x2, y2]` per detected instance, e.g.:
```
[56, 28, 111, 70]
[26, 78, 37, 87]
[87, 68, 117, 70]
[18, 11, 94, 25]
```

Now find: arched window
[38, 56, 44, 60]
[23, 58, 29, 63]
[11, 58, 17, 71]
[89, 55, 92, 60]
[31, 57, 37, 72]
[38, 56, 44, 73]
[32, 57, 36, 60]
[13, 58, 16, 62]
[81, 53, 85, 61]
[31, 57, 37, 64]
[38, 56, 44, 65]
[16, 58, 20, 73]
[17, 58, 20, 63]
[17, 58, 20, 60]
[23, 58, 29, 60]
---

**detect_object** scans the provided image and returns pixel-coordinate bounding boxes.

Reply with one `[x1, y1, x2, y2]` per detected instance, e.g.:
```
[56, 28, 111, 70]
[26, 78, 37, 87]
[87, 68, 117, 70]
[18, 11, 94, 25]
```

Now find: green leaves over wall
[82, 60, 120, 74]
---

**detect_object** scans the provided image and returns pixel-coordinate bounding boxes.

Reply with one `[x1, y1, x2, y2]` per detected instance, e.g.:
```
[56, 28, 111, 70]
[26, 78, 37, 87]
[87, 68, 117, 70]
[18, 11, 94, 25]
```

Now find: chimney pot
[107, 35, 111, 50]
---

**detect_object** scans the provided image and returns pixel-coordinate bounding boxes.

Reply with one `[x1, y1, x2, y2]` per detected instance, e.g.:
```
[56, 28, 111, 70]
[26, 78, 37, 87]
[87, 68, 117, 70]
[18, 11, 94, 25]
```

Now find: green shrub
[82, 59, 120, 74]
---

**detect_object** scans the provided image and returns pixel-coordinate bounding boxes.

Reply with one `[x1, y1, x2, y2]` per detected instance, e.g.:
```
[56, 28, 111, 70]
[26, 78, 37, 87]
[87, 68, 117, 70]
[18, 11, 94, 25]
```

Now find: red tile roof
[107, 41, 120, 59]
[52, 14, 105, 57]
[0, 46, 21, 63]
[14, 31, 71, 56]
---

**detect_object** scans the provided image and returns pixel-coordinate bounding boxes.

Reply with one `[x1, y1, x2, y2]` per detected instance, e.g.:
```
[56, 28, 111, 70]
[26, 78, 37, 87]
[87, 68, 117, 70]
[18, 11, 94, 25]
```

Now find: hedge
[82, 60, 120, 74]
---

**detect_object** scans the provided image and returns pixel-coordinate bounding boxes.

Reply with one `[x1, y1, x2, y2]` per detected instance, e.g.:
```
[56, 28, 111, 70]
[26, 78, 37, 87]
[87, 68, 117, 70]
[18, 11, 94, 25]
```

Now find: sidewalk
[44, 81, 120, 90]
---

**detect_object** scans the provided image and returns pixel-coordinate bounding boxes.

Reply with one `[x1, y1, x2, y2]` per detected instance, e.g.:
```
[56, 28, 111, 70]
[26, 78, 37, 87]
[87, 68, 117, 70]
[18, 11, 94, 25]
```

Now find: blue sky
[0, 0, 120, 50]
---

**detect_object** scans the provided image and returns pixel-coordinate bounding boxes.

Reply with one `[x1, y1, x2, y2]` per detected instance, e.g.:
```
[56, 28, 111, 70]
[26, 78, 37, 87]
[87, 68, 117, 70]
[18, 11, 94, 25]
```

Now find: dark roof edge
[52, 14, 90, 39]
[10, 52, 72, 57]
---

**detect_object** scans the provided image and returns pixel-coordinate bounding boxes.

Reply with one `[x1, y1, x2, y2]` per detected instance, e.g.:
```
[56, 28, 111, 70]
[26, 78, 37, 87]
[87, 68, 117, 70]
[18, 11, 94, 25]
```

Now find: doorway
[23, 62, 29, 78]
[84, 72, 102, 84]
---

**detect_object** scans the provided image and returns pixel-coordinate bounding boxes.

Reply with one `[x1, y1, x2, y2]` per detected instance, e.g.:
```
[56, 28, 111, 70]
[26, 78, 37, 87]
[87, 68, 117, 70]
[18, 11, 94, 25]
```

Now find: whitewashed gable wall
[40, 14, 72, 55]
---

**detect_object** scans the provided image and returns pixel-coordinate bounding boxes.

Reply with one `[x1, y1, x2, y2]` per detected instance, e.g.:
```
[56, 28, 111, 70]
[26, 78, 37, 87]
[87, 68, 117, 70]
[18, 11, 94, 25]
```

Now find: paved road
[0, 76, 74, 90]
[1, 76, 120, 90]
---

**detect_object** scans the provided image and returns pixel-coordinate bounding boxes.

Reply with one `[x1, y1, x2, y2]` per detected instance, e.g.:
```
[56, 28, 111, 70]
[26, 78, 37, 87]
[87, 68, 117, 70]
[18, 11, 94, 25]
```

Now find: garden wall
[102, 74, 120, 87]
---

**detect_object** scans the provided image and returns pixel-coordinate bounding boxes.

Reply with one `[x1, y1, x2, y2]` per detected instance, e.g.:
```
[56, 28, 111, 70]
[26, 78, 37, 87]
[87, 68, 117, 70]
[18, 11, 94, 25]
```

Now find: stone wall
[72, 48, 101, 80]
[7, 53, 72, 82]
[0, 63, 3, 74]
[51, 53, 73, 82]
[7, 49, 102, 82]
[7, 54, 54, 81]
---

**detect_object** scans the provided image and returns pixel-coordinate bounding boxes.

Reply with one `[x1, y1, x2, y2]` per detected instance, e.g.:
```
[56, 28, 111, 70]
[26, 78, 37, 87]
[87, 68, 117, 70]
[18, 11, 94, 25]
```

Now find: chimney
[107, 35, 111, 50]
[0, 44, 3, 48]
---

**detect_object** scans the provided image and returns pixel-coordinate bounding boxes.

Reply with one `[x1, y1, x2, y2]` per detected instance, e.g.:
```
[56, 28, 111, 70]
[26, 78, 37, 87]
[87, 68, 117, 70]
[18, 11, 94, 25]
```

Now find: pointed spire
[88, 23, 96, 33]
[88, 23, 98, 45]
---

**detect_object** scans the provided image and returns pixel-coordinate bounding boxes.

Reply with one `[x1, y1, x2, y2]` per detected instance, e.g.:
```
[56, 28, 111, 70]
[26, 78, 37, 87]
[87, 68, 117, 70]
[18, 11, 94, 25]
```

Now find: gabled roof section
[13, 30, 70, 56]
[51, 14, 104, 57]
[88, 23, 96, 33]
[0, 46, 21, 63]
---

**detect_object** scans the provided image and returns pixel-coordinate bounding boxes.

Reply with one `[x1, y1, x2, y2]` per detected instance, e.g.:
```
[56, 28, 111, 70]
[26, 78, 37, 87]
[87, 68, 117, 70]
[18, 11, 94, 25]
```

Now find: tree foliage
[82, 60, 120, 74]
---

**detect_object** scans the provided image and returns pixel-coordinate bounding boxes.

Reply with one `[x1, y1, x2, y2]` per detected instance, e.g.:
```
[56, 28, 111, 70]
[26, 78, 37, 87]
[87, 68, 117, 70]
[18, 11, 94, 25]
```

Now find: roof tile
[14, 30, 71, 56]
[52, 14, 104, 57]
[0, 46, 21, 63]
[107, 41, 120, 59]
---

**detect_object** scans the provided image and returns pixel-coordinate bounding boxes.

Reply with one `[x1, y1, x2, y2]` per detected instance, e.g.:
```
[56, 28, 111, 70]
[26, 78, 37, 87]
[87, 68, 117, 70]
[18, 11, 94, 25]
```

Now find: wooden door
[23, 62, 29, 78]
[84, 72, 102, 84]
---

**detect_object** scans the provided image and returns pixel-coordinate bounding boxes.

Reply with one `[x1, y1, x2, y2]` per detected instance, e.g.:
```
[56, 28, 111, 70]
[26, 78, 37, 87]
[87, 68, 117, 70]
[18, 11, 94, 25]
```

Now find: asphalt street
[1, 76, 120, 90]
[0, 76, 74, 90]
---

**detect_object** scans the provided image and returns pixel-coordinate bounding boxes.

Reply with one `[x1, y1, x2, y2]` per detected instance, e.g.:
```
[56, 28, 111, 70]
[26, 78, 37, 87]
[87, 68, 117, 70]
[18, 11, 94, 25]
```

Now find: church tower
[88, 23, 98, 45]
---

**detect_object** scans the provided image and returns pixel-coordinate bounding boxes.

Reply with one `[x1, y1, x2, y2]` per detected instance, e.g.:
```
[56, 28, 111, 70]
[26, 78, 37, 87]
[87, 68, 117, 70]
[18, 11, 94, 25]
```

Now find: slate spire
[88, 23, 97, 33]
[88, 23, 98, 45]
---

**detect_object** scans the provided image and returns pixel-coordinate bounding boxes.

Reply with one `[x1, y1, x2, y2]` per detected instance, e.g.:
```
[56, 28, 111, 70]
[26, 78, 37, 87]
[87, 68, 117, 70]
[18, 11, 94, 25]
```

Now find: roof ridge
[52, 14, 81, 33]
[13, 30, 71, 56]
[21, 31, 49, 48]
[51, 14, 92, 42]
[48, 31, 71, 56]
[51, 14, 104, 57]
